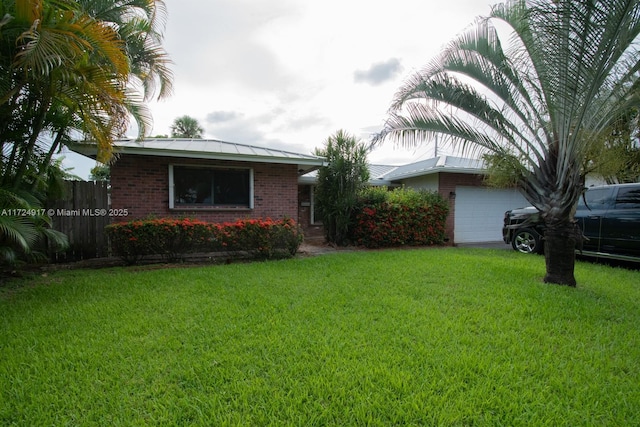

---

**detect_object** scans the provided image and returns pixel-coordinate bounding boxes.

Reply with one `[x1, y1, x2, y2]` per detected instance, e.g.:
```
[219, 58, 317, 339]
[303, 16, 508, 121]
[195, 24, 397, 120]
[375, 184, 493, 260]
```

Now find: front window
[169, 165, 253, 209]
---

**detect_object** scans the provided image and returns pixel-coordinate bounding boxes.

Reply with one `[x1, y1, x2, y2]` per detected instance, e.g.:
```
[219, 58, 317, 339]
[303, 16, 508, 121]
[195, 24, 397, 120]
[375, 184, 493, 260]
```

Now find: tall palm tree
[375, 0, 640, 286]
[0, 0, 172, 264]
[0, 0, 173, 176]
[0, 0, 132, 184]
[76, 0, 174, 139]
[170, 115, 204, 138]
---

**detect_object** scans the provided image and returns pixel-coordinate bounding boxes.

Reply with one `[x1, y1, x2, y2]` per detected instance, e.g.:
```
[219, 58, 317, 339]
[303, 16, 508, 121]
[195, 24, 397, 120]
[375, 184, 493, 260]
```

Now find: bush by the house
[105, 217, 303, 265]
[219, 218, 303, 259]
[350, 187, 449, 248]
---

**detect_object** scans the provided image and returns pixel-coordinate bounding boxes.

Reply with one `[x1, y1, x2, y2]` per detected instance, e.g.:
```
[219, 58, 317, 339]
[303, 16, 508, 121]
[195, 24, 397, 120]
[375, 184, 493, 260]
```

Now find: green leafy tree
[170, 116, 204, 138]
[375, 0, 640, 286]
[584, 108, 640, 184]
[314, 130, 370, 246]
[89, 164, 110, 182]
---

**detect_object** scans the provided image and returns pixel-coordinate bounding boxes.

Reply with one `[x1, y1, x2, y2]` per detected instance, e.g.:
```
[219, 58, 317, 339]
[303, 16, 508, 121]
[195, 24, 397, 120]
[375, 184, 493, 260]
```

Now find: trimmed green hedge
[350, 187, 449, 248]
[105, 218, 303, 265]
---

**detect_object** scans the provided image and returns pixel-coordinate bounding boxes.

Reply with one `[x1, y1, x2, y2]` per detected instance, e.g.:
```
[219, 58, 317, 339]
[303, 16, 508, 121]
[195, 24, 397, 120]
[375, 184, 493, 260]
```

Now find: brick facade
[111, 154, 299, 223]
[109, 154, 488, 243]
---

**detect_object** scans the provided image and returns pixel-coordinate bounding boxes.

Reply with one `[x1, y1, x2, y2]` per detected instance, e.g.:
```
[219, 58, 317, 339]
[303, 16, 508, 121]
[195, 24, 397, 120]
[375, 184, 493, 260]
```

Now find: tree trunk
[543, 221, 579, 287]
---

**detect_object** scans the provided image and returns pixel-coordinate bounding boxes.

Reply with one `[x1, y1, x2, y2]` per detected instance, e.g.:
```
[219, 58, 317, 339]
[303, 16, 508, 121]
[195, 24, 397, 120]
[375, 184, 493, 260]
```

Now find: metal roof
[369, 164, 400, 180]
[382, 155, 486, 181]
[68, 138, 327, 174]
[298, 155, 485, 185]
[298, 164, 400, 186]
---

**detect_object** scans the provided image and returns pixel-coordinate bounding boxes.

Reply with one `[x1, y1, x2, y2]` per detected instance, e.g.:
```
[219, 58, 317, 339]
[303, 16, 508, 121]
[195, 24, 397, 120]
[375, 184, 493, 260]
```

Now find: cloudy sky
[66, 0, 499, 178]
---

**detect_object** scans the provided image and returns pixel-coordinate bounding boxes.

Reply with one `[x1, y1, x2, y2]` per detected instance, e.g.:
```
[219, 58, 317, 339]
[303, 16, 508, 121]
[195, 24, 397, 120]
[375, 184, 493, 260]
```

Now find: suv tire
[512, 228, 543, 254]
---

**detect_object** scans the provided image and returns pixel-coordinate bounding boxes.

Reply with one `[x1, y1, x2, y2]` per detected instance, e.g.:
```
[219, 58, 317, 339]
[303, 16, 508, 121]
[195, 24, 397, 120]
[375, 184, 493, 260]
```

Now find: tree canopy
[170, 115, 204, 139]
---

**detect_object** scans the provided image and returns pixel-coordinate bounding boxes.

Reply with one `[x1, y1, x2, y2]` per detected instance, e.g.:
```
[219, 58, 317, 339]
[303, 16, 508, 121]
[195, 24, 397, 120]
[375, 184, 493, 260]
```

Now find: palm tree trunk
[543, 221, 579, 286]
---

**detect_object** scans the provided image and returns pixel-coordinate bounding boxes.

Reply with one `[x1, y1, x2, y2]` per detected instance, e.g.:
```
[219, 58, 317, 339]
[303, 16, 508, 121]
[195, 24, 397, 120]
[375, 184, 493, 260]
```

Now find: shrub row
[349, 187, 449, 248]
[105, 217, 303, 265]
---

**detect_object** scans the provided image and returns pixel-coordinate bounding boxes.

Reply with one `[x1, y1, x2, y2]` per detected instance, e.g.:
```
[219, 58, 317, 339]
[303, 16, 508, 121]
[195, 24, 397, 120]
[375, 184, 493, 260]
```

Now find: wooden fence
[48, 181, 110, 261]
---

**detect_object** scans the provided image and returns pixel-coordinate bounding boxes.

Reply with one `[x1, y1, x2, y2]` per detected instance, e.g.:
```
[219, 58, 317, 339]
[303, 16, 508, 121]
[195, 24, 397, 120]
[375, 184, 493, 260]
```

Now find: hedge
[105, 217, 303, 265]
[350, 187, 449, 248]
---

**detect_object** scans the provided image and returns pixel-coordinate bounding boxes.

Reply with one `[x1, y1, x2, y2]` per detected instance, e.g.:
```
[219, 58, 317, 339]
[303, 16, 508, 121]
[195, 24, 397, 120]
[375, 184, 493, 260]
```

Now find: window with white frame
[169, 165, 253, 209]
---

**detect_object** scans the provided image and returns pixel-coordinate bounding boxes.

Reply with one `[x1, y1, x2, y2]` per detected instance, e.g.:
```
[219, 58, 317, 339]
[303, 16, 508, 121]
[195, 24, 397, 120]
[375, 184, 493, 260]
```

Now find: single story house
[299, 155, 528, 244]
[70, 138, 326, 224]
[71, 139, 527, 244]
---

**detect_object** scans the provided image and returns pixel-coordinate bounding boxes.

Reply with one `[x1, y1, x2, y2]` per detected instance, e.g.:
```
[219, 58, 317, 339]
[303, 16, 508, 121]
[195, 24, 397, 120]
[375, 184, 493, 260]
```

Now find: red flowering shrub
[349, 187, 449, 248]
[106, 217, 302, 265]
[217, 218, 303, 259]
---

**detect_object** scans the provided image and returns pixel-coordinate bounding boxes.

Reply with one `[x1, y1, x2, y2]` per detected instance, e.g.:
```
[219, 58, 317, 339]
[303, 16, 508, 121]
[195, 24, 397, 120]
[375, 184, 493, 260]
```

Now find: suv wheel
[512, 228, 542, 254]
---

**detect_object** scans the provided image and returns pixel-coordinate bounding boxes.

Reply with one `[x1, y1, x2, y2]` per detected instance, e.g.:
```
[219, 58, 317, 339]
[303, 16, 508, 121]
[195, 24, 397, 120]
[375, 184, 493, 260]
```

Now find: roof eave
[297, 175, 394, 186]
[68, 143, 326, 169]
[387, 167, 487, 181]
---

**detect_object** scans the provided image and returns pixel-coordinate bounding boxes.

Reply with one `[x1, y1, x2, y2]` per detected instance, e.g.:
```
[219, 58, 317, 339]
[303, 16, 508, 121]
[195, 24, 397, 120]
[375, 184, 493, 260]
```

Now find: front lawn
[1, 248, 639, 425]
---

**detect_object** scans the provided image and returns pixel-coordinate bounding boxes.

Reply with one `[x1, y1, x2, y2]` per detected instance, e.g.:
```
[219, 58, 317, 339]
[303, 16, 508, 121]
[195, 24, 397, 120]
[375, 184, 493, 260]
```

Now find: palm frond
[377, 0, 640, 218]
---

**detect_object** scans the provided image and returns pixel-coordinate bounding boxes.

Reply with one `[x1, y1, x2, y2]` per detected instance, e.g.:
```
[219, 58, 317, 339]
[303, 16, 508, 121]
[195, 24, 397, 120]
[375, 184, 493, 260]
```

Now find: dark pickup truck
[502, 183, 640, 262]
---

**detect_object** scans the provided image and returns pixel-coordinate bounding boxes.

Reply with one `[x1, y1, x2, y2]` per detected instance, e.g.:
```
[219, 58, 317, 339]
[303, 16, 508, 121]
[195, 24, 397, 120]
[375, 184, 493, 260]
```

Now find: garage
[454, 186, 529, 243]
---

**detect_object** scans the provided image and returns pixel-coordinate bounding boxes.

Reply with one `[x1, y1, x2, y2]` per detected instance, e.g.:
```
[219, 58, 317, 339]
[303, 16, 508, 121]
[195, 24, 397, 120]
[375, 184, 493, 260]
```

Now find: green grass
[1, 248, 639, 426]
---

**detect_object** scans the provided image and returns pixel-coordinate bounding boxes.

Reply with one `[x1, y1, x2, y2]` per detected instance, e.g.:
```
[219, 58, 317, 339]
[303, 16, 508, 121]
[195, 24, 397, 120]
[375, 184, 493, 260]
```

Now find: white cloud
[67, 0, 492, 179]
[66, 0, 498, 178]
[354, 58, 404, 86]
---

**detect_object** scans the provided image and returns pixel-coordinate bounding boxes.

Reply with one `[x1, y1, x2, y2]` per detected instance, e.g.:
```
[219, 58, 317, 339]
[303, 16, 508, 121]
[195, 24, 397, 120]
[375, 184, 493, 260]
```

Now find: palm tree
[0, 0, 173, 176]
[0, 0, 172, 264]
[0, 0, 131, 185]
[170, 115, 204, 138]
[76, 0, 174, 139]
[0, 185, 68, 265]
[374, 0, 640, 286]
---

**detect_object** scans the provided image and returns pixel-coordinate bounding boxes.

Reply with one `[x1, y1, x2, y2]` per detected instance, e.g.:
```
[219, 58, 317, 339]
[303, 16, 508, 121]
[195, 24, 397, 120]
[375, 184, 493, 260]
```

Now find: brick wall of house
[110, 154, 299, 223]
[437, 173, 485, 244]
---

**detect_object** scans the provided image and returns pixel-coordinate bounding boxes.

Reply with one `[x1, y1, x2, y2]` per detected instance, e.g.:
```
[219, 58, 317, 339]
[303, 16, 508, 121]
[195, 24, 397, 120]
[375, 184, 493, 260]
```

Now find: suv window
[578, 188, 613, 209]
[615, 186, 640, 209]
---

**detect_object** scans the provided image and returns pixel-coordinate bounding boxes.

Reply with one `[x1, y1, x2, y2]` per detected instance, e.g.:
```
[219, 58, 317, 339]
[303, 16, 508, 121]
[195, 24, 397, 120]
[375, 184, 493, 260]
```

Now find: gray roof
[298, 155, 486, 185]
[68, 138, 327, 174]
[369, 164, 399, 181]
[382, 155, 486, 181]
[298, 164, 399, 186]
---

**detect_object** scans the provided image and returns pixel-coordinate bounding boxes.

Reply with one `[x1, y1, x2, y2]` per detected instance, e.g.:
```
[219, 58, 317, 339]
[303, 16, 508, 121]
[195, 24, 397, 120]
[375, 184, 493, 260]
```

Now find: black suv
[502, 183, 640, 262]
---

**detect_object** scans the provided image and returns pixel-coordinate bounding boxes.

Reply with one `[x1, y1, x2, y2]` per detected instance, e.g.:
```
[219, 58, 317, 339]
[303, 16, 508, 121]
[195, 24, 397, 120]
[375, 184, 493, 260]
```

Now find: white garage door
[454, 186, 528, 243]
